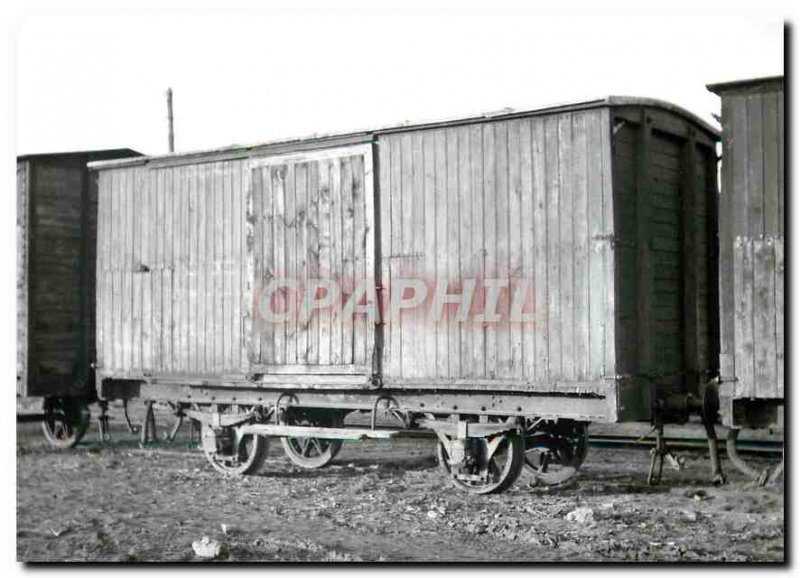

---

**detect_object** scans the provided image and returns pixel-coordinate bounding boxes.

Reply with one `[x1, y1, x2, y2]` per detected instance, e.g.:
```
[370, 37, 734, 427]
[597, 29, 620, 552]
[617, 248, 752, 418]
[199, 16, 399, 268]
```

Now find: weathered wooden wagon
[17, 149, 141, 446]
[707, 76, 784, 482]
[89, 97, 721, 492]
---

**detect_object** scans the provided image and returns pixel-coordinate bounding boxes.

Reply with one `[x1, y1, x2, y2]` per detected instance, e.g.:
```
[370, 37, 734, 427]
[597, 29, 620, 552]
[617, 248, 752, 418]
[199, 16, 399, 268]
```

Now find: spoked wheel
[201, 406, 268, 476]
[41, 398, 90, 449]
[437, 431, 525, 495]
[524, 419, 589, 486]
[280, 409, 345, 469]
[726, 429, 784, 485]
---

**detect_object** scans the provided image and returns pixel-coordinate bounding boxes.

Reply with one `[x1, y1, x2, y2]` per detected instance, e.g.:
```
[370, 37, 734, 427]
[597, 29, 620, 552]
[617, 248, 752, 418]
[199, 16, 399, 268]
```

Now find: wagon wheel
[726, 429, 784, 485]
[436, 430, 525, 495]
[524, 420, 589, 486]
[280, 409, 345, 469]
[41, 398, 90, 449]
[201, 406, 268, 476]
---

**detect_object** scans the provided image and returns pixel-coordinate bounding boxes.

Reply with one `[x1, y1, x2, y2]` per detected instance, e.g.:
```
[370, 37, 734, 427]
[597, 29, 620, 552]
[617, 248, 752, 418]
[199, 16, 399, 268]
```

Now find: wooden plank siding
[96, 160, 251, 377]
[708, 77, 784, 406]
[92, 98, 720, 423]
[17, 150, 140, 397]
[610, 108, 719, 418]
[376, 109, 617, 389]
[249, 146, 375, 376]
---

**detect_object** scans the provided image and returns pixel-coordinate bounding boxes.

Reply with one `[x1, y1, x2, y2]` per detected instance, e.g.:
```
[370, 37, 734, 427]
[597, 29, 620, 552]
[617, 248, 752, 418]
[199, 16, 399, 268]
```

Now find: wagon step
[239, 424, 403, 440]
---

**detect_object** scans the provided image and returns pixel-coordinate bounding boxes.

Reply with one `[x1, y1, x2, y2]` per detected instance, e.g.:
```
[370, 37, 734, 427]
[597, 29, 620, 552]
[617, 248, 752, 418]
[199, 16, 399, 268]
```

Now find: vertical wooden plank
[378, 137, 396, 375]
[732, 95, 749, 396]
[132, 168, 144, 372]
[173, 165, 184, 374]
[16, 160, 30, 391]
[99, 171, 112, 373]
[204, 163, 216, 372]
[457, 127, 473, 379]
[91, 169, 101, 373]
[223, 162, 234, 371]
[469, 124, 486, 379]
[390, 137, 404, 376]
[717, 95, 737, 381]
[746, 94, 765, 238]
[124, 167, 134, 373]
[251, 165, 263, 364]
[342, 157, 356, 365]
[753, 238, 777, 399]
[165, 167, 176, 373]
[545, 116, 562, 379]
[421, 131, 439, 377]
[519, 119, 535, 380]
[274, 165, 288, 365]
[445, 128, 461, 379]
[196, 165, 208, 372]
[151, 169, 162, 372]
[572, 113, 590, 380]
[114, 170, 124, 372]
[413, 133, 428, 377]
[351, 155, 367, 367]
[777, 90, 784, 236]
[775, 238, 784, 397]
[179, 165, 191, 372]
[241, 161, 253, 371]
[482, 125, 497, 379]
[493, 122, 510, 379]
[262, 165, 277, 364]
[317, 161, 331, 365]
[143, 167, 155, 372]
[735, 239, 756, 398]
[186, 164, 197, 374]
[329, 159, 344, 365]
[305, 161, 319, 366]
[587, 111, 605, 378]
[635, 111, 653, 380]
[361, 147, 376, 374]
[215, 163, 226, 372]
[600, 109, 616, 380]
[398, 133, 425, 378]
[681, 135, 700, 379]
[284, 163, 298, 365]
[398, 134, 414, 377]
[762, 92, 780, 237]
[232, 161, 242, 371]
[558, 114, 575, 381]
[294, 162, 309, 364]
[506, 120, 523, 379]
[532, 118, 549, 381]
[117, 168, 127, 373]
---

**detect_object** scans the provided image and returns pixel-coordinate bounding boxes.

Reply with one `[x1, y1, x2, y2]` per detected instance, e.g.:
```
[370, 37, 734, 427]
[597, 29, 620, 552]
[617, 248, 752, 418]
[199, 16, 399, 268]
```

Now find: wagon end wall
[708, 76, 784, 429]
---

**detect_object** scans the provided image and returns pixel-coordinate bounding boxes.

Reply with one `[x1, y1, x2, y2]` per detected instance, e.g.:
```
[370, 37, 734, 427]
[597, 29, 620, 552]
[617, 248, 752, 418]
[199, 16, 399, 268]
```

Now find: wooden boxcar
[707, 77, 784, 429]
[90, 98, 720, 492]
[707, 76, 784, 482]
[17, 149, 141, 444]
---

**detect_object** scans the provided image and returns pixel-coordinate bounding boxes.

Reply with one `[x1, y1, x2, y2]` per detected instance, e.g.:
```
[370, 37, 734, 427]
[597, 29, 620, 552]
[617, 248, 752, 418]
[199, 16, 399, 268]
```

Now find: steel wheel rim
[437, 433, 524, 494]
[280, 411, 344, 469]
[524, 421, 587, 485]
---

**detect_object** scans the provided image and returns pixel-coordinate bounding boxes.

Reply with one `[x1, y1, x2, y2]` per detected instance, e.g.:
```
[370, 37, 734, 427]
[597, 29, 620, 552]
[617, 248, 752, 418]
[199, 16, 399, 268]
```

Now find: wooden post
[167, 87, 175, 153]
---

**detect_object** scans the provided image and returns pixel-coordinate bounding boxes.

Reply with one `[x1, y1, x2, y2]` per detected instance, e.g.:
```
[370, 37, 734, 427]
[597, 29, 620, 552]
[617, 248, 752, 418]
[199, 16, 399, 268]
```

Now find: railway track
[18, 418, 784, 456]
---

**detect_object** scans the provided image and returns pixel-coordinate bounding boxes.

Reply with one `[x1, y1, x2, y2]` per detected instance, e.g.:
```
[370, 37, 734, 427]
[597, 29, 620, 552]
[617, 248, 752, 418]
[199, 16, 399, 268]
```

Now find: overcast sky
[13, 7, 785, 157]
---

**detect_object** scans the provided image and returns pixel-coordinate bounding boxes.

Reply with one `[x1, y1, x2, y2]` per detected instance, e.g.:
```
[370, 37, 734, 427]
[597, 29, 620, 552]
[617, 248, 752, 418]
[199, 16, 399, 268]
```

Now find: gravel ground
[16, 415, 784, 563]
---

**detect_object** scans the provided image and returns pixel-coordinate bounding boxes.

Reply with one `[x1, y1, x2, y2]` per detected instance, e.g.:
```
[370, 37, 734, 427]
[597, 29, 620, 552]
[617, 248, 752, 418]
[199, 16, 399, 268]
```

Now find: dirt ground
[16, 412, 784, 563]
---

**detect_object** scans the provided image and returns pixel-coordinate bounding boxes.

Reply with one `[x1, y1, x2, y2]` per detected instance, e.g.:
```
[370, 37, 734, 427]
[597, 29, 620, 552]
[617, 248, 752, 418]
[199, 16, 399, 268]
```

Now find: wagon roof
[17, 148, 142, 162]
[706, 75, 784, 94]
[88, 96, 719, 170]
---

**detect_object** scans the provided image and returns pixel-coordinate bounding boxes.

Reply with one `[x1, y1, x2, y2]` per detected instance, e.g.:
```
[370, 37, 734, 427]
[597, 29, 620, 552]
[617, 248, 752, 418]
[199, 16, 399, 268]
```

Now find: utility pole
[166, 87, 175, 153]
